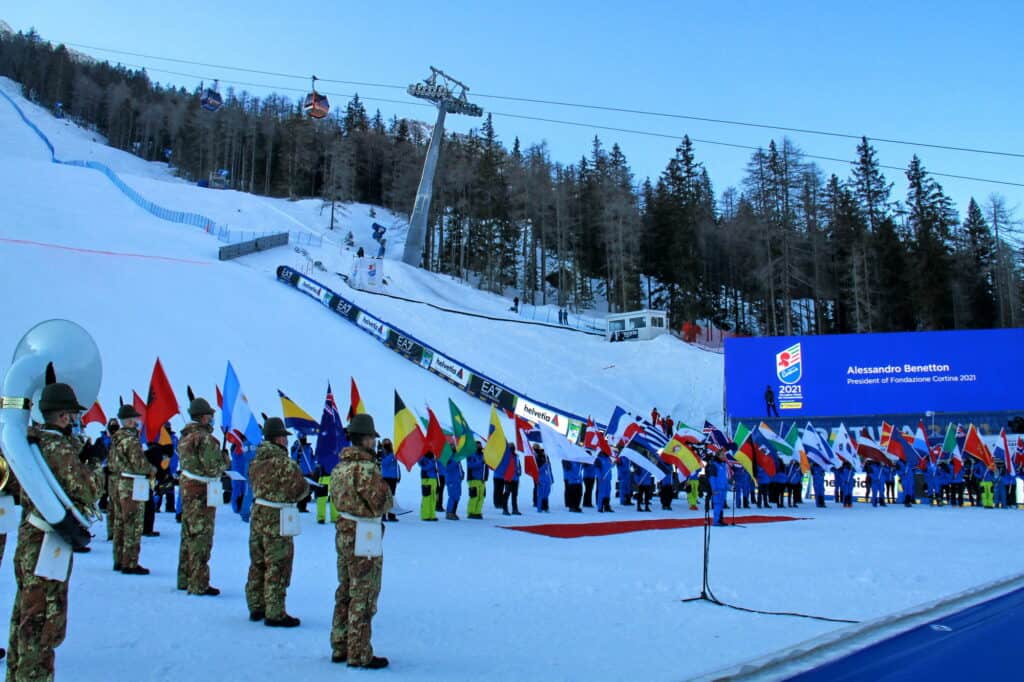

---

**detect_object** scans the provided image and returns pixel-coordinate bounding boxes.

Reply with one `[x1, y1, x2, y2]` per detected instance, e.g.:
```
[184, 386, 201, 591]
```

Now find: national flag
[156, 423, 173, 446]
[855, 433, 891, 467]
[512, 415, 541, 481]
[583, 417, 613, 456]
[448, 399, 477, 463]
[348, 377, 366, 421]
[758, 422, 794, 463]
[674, 422, 705, 445]
[880, 421, 894, 448]
[314, 383, 347, 473]
[605, 405, 631, 446]
[702, 421, 730, 454]
[832, 424, 863, 472]
[913, 423, 932, 464]
[636, 419, 670, 451]
[749, 429, 780, 476]
[537, 421, 594, 465]
[391, 391, 425, 471]
[1014, 435, 1024, 473]
[733, 431, 758, 478]
[660, 434, 703, 476]
[885, 429, 917, 465]
[622, 439, 667, 479]
[277, 390, 319, 436]
[423, 404, 453, 465]
[800, 425, 834, 469]
[999, 428, 1014, 476]
[962, 425, 995, 472]
[145, 358, 180, 445]
[483, 406, 509, 471]
[734, 421, 751, 445]
[132, 391, 148, 443]
[81, 401, 107, 428]
[941, 423, 963, 476]
[222, 363, 262, 456]
[784, 423, 809, 472]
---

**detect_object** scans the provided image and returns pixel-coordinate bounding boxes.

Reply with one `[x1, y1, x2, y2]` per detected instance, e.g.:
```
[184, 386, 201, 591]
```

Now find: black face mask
[60, 424, 74, 437]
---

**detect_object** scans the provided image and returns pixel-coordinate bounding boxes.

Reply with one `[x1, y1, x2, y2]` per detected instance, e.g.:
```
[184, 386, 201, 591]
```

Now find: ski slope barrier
[277, 265, 593, 440]
[0, 87, 319, 247]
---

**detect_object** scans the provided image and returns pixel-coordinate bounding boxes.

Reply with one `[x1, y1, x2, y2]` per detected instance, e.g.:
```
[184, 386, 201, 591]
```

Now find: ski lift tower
[402, 67, 483, 267]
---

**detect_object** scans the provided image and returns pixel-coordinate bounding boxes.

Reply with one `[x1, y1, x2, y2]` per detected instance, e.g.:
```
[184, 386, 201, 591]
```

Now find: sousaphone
[0, 319, 102, 548]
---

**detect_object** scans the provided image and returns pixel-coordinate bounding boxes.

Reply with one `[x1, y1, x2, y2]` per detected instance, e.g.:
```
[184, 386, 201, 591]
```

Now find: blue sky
[8, 1, 1024, 218]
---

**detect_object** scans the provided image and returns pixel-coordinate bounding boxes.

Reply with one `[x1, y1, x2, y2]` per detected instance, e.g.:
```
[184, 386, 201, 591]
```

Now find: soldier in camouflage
[104, 419, 121, 541]
[330, 413, 393, 669]
[6, 382, 100, 682]
[176, 397, 229, 596]
[245, 417, 308, 627]
[109, 404, 155, 574]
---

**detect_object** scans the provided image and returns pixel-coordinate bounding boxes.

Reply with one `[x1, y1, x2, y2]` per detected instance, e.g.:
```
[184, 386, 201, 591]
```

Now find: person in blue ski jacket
[562, 459, 583, 512]
[900, 459, 916, 507]
[657, 460, 675, 511]
[582, 461, 597, 508]
[499, 444, 522, 516]
[785, 460, 802, 507]
[616, 455, 633, 506]
[994, 462, 1010, 509]
[755, 466, 771, 508]
[230, 438, 248, 515]
[865, 461, 882, 507]
[535, 449, 553, 512]
[835, 462, 854, 508]
[935, 461, 952, 506]
[380, 439, 400, 521]
[810, 462, 826, 508]
[595, 451, 614, 512]
[732, 462, 752, 510]
[948, 460, 964, 506]
[291, 434, 316, 513]
[419, 451, 439, 521]
[466, 443, 487, 519]
[708, 450, 730, 525]
[445, 457, 464, 520]
[634, 464, 654, 512]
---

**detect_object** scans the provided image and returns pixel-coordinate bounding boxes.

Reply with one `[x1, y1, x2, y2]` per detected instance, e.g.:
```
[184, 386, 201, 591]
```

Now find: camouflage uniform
[330, 445, 393, 665]
[105, 442, 121, 542]
[245, 441, 308, 620]
[176, 422, 228, 594]
[109, 427, 154, 570]
[6, 426, 100, 682]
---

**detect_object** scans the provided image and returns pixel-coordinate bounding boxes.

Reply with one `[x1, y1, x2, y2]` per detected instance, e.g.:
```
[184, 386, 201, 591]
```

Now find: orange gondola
[200, 80, 223, 113]
[302, 75, 330, 119]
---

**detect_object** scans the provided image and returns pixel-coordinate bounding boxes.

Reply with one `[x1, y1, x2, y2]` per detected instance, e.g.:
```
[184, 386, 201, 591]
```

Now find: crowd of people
[2, 386, 1020, 680]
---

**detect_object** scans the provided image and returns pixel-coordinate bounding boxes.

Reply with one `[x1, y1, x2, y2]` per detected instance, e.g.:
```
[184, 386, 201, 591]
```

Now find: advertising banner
[725, 329, 1024, 419]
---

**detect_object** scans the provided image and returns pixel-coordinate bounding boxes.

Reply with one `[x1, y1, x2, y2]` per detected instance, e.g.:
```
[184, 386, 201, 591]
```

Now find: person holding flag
[594, 448, 614, 513]
[444, 455, 464, 521]
[379, 439, 400, 522]
[499, 444, 522, 516]
[290, 434, 315, 513]
[562, 459, 583, 513]
[534, 446, 553, 512]
[418, 452, 439, 521]
[466, 442, 487, 520]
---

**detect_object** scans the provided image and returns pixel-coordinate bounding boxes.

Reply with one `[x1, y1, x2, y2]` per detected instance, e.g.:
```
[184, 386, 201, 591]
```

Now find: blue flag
[314, 383, 349, 474]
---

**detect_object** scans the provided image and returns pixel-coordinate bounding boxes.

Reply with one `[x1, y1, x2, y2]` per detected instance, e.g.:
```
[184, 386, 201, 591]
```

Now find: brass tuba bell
[0, 451, 9, 492]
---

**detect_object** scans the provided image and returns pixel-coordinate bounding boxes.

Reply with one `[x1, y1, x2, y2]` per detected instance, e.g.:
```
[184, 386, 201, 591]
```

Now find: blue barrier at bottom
[787, 586, 1024, 681]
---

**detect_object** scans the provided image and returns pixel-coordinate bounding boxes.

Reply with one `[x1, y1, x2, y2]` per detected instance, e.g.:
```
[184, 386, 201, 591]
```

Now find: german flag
[734, 430, 755, 479]
[393, 390, 425, 471]
[660, 434, 703, 476]
[349, 377, 367, 421]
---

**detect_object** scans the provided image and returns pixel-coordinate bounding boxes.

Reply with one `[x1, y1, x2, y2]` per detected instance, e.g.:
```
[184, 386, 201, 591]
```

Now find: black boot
[348, 656, 389, 669]
[265, 614, 301, 628]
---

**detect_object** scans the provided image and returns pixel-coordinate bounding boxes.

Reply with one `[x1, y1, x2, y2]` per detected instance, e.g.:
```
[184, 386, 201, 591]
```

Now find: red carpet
[500, 515, 806, 539]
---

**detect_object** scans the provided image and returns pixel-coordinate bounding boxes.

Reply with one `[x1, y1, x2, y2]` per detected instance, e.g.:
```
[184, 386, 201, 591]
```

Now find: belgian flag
[393, 390, 425, 471]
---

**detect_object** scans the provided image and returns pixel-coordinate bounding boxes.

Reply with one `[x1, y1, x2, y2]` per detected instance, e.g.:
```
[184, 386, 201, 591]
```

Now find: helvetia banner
[724, 328, 1024, 419]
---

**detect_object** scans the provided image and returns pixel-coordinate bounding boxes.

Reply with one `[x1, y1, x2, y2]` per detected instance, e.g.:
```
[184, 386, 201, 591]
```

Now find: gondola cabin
[303, 76, 330, 119]
[200, 81, 223, 112]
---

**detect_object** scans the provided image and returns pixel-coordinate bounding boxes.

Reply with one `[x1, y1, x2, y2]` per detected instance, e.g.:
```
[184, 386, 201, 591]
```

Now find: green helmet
[117, 404, 141, 420]
[347, 413, 379, 438]
[188, 397, 215, 419]
[38, 382, 87, 413]
[262, 417, 291, 440]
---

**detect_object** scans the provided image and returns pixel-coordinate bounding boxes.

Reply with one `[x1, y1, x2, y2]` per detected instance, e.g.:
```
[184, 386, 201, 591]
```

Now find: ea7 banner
[725, 328, 1024, 420]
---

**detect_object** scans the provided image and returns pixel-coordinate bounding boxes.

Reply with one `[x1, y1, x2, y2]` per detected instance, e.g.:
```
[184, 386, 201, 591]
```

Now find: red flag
[753, 438, 777, 477]
[583, 417, 613, 456]
[880, 421, 894, 448]
[132, 391, 148, 441]
[424, 406, 448, 462]
[145, 358, 179, 444]
[215, 384, 223, 410]
[81, 401, 107, 428]
[513, 416, 540, 482]
[1000, 428, 1014, 476]
[1014, 436, 1024, 473]
[963, 425, 995, 472]
[348, 377, 366, 421]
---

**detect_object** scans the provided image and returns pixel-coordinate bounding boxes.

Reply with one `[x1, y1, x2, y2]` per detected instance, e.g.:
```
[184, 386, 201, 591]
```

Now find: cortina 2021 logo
[775, 342, 802, 384]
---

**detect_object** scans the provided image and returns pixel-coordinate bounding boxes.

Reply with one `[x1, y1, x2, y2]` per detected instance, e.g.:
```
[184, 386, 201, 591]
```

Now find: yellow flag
[482, 406, 508, 470]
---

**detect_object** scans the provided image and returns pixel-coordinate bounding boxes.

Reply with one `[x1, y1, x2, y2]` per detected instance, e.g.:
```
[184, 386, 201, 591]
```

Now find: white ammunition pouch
[121, 473, 150, 502]
[28, 513, 71, 581]
[255, 498, 301, 537]
[182, 470, 221, 507]
[338, 511, 382, 557]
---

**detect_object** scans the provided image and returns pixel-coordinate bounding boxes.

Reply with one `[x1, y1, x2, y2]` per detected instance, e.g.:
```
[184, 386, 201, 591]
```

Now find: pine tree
[956, 198, 997, 327]
[905, 155, 958, 329]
